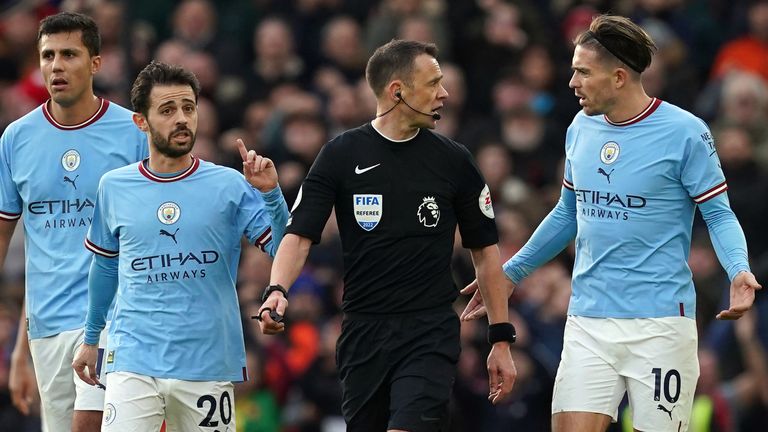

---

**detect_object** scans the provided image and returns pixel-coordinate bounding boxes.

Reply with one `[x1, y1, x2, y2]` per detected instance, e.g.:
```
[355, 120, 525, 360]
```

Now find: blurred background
[0, 0, 767, 431]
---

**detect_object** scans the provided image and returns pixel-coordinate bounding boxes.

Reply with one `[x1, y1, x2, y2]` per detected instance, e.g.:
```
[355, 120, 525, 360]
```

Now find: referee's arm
[470, 245, 511, 326]
[258, 233, 312, 334]
[470, 244, 517, 404]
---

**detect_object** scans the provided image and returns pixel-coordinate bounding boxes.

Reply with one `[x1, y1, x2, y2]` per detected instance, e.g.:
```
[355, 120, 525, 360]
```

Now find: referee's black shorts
[336, 307, 460, 432]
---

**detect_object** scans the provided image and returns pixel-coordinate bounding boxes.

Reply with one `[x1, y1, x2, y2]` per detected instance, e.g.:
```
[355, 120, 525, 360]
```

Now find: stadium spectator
[711, 0, 768, 84]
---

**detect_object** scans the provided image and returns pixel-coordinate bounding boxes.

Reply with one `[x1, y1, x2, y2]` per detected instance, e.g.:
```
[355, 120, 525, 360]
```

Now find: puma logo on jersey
[657, 404, 676, 420]
[355, 163, 380, 174]
[63, 175, 79, 189]
[160, 228, 179, 244]
[597, 168, 614, 184]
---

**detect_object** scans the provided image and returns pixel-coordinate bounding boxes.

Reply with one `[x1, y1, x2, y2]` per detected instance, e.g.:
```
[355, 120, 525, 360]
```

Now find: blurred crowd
[1, 0, 767, 431]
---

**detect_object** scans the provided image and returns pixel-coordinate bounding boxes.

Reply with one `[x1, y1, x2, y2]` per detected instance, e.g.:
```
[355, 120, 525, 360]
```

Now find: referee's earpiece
[395, 90, 402, 99]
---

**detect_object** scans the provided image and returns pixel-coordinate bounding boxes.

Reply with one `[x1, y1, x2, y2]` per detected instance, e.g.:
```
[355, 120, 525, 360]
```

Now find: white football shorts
[552, 315, 699, 432]
[102, 371, 236, 432]
[29, 325, 109, 432]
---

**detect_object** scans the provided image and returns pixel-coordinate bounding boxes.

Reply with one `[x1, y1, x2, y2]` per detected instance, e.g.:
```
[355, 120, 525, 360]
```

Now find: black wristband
[487, 323, 516, 345]
[261, 284, 287, 303]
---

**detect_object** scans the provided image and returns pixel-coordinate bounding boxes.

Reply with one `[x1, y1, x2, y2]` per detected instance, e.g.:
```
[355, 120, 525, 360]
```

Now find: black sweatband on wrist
[261, 284, 287, 303]
[487, 322, 516, 345]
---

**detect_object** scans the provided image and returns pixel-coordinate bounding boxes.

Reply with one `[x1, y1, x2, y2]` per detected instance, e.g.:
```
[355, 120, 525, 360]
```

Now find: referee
[257, 39, 517, 432]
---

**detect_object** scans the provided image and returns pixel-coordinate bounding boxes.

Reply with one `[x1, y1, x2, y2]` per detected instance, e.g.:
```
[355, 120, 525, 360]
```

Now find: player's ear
[133, 113, 148, 132]
[90, 55, 101, 75]
[614, 67, 628, 89]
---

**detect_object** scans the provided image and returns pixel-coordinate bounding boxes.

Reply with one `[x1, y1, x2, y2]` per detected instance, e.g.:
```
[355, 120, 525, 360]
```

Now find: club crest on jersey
[353, 194, 382, 231]
[157, 202, 181, 225]
[418, 196, 440, 227]
[61, 149, 81, 171]
[600, 142, 620, 164]
[478, 184, 494, 219]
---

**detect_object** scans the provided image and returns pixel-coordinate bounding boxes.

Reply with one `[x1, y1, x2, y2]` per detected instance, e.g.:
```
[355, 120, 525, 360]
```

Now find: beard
[149, 124, 196, 158]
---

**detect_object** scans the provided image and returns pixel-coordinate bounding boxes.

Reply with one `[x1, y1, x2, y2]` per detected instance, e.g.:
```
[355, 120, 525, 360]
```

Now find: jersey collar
[138, 155, 200, 183]
[370, 122, 420, 142]
[42, 97, 109, 130]
[603, 98, 661, 127]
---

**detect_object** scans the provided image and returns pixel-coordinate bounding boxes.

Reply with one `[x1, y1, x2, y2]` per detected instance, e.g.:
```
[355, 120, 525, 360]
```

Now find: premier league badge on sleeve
[353, 194, 382, 231]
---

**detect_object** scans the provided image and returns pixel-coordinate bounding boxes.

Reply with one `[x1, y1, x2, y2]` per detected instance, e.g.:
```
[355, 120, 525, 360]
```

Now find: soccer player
[461, 14, 763, 432]
[1, 12, 147, 432]
[257, 39, 517, 432]
[71, 61, 289, 431]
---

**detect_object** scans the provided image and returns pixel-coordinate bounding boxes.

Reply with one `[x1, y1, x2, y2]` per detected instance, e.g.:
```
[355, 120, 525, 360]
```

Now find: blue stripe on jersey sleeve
[503, 185, 578, 284]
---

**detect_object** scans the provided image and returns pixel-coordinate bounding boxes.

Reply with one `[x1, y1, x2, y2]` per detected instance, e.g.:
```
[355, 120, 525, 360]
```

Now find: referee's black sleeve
[286, 140, 338, 244]
[453, 145, 499, 249]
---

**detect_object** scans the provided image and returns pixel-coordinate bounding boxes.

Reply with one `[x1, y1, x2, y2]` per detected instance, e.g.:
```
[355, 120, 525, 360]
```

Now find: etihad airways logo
[574, 188, 647, 221]
[131, 250, 220, 284]
[573, 189, 646, 208]
[131, 250, 219, 271]
[28, 198, 95, 229]
[28, 198, 94, 215]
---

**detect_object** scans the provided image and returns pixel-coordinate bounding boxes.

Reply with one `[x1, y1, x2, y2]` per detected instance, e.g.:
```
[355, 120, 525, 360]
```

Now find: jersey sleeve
[698, 188, 750, 281]
[562, 121, 576, 189]
[454, 145, 498, 249]
[85, 178, 119, 257]
[504, 125, 577, 283]
[681, 124, 727, 204]
[0, 128, 22, 220]
[285, 141, 339, 244]
[84, 254, 118, 344]
[562, 157, 574, 190]
[239, 181, 289, 257]
[503, 186, 577, 284]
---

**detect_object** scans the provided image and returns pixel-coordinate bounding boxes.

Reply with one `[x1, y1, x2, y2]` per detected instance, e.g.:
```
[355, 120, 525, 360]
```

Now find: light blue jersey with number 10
[504, 99, 750, 319]
[0, 99, 147, 339]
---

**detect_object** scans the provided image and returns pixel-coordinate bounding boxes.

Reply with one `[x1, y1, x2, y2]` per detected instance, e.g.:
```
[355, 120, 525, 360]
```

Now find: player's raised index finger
[236, 138, 248, 161]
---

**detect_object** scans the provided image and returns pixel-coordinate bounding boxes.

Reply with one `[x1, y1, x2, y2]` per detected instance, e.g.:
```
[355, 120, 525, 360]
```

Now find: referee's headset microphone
[376, 90, 442, 120]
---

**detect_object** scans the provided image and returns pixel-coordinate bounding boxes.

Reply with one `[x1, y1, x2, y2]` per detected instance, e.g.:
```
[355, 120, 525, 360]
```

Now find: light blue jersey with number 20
[85, 157, 288, 382]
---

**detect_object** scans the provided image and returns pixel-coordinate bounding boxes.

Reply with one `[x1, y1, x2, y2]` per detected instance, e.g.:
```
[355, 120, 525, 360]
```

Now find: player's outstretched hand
[72, 343, 103, 388]
[237, 138, 278, 192]
[9, 352, 38, 415]
[717, 271, 762, 320]
[257, 291, 288, 335]
[487, 342, 516, 405]
[460, 279, 487, 321]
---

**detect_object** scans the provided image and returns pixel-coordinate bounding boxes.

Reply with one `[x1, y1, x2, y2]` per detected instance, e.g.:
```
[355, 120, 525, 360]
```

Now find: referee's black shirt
[286, 123, 498, 315]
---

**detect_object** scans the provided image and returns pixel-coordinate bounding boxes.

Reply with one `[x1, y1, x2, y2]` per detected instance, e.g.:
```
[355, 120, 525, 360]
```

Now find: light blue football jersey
[562, 99, 727, 318]
[85, 157, 288, 382]
[0, 99, 147, 339]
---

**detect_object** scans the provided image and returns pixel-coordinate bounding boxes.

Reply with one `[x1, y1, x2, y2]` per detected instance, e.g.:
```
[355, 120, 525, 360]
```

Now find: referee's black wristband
[487, 323, 516, 345]
[261, 284, 287, 303]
